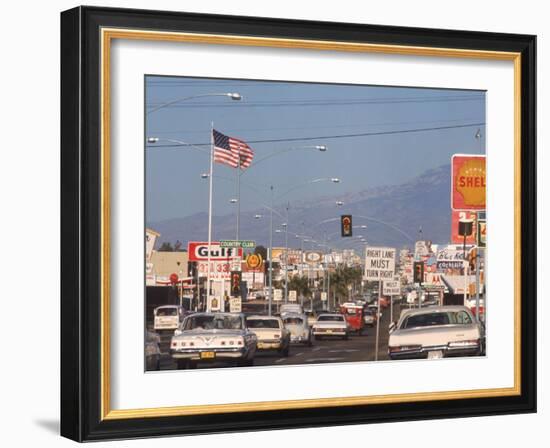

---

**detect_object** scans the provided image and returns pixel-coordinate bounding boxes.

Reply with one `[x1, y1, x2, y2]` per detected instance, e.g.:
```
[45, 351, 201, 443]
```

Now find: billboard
[451, 210, 478, 244]
[451, 154, 486, 210]
[304, 251, 323, 264]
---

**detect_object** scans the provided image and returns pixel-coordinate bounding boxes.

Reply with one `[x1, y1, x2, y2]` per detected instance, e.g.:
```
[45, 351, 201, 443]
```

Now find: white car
[170, 313, 257, 369]
[312, 313, 349, 340]
[388, 306, 484, 360]
[246, 315, 291, 356]
[153, 305, 184, 331]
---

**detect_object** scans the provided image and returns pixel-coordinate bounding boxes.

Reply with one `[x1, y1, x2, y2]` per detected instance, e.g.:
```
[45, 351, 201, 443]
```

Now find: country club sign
[451, 154, 486, 211]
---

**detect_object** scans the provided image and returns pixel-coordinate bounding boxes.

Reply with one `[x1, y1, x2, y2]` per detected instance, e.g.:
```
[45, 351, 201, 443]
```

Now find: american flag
[213, 129, 254, 169]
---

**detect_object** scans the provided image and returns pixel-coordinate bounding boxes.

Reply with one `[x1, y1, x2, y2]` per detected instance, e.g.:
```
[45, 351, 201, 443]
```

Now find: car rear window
[402, 311, 473, 329]
[283, 317, 304, 325]
[317, 315, 344, 322]
[156, 308, 178, 316]
[247, 319, 280, 329]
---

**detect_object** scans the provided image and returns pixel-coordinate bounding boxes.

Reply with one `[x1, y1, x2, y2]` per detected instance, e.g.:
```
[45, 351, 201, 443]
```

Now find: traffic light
[341, 215, 353, 237]
[187, 261, 197, 277]
[413, 261, 424, 284]
[468, 248, 478, 271]
[230, 271, 242, 296]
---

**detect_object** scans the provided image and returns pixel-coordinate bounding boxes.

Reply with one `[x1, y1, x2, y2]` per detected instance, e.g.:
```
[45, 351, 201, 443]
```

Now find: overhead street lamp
[147, 92, 242, 115]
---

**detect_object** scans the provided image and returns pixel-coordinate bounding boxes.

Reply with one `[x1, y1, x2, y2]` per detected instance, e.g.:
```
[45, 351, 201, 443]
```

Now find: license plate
[326, 329, 332, 333]
[427, 350, 443, 360]
[200, 351, 215, 359]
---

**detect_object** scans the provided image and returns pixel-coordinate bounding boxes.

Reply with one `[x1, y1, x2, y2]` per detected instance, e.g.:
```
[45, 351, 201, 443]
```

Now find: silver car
[170, 313, 258, 369]
[145, 330, 161, 371]
[282, 313, 313, 346]
[388, 306, 484, 360]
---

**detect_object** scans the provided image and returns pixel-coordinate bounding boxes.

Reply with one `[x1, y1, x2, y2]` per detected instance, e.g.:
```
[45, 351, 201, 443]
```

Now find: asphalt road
[156, 302, 401, 371]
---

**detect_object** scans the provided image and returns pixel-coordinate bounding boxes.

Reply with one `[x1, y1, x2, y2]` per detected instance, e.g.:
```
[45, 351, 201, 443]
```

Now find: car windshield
[156, 308, 177, 316]
[184, 315, 243, 330]
[317, 315, 344, 322]
[246, 319, 280, 329]
[402, 311, 473, 329]
[283, 317, 304, 325]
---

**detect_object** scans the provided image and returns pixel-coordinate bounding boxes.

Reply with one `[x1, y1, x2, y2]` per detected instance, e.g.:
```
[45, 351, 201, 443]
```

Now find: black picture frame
[61, 6, 536, 442]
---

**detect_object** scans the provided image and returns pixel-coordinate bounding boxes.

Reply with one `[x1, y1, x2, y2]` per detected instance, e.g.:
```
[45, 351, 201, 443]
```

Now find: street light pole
[205, 122, 215, 312]
[268, 186, 274, 316]
[284, 203, 289, 303]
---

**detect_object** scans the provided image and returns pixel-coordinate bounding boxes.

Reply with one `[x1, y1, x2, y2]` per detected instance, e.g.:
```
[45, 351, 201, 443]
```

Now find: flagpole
[236, 145, 241, 241]
[206, 122, 214, 312]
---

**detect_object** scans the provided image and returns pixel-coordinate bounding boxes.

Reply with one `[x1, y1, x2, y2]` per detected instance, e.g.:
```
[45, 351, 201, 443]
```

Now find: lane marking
[274, 358, 286, 363]
[294, 352, 304, 357]
[312, 347, 322, 352]
[304, 357, 345, 363]
[328, 349, 360, 353]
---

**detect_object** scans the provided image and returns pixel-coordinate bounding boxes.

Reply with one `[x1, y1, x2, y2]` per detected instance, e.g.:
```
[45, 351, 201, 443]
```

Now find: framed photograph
[61, 6, 536, 441]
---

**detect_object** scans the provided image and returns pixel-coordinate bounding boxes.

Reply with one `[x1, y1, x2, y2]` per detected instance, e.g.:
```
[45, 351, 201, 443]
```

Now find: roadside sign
[229, 298, 242, 313]
[188, 242, 242, 261]
[220, 240, 255, 249]
[289, 290, 297, 302]
[273, 289, 283, 302]
[321, 292, 328, 301]
[383, 280, 401, 296]
[245, 253, 263, 270]
[451, 211, 477, 244]
[451, 154, 486, 211]
[477, 218, 487, 248]
[364, 247, 396, 281]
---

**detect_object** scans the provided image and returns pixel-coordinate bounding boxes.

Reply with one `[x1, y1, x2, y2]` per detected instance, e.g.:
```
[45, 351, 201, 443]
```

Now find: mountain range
[147, 164, 452, 251]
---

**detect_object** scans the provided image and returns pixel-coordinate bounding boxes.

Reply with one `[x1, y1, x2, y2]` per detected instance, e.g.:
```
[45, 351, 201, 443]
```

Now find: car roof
[398, 305, 471, 320]
[246, 314, 281, 320]
[155, 305, 182, 309]
[317, 313, 344, 317]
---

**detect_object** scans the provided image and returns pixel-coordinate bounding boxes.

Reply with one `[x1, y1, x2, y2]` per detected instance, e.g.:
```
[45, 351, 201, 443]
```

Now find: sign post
[383, 280, 401, 324]
[364, 247, 396, 361]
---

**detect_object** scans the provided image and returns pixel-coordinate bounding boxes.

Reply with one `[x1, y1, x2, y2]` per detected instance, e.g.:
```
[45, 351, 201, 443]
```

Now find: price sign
[289, 290, 297, 302]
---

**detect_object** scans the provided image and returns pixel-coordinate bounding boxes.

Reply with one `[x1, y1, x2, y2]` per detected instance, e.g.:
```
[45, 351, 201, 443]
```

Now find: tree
[329, 265, 363, 304]
[158, 242, 174, 252]
[254, 245, 268, 261]
[288, 275, 311, 299]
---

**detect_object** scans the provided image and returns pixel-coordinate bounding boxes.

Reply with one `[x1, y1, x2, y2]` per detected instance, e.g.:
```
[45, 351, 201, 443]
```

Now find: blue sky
[145, 76, 485, 223]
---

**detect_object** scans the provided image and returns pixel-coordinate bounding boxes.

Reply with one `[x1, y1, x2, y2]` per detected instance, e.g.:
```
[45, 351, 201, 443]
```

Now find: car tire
[282, 345, 290, 357]
[176, 359, 189, 370]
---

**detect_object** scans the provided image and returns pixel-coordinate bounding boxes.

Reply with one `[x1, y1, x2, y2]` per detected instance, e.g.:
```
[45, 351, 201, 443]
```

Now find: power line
[146, 122, 486, 148]
[146, 95, 484, 109]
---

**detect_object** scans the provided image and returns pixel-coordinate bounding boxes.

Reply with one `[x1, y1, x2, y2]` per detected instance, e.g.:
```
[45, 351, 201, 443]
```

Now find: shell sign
[451, 154, 486, 210]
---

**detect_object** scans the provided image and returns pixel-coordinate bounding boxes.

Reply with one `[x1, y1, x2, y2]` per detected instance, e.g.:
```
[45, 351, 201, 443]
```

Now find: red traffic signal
[413, 262, 424, 284]
[341, 215, 353, 237]
[230, 271, 242, 296]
